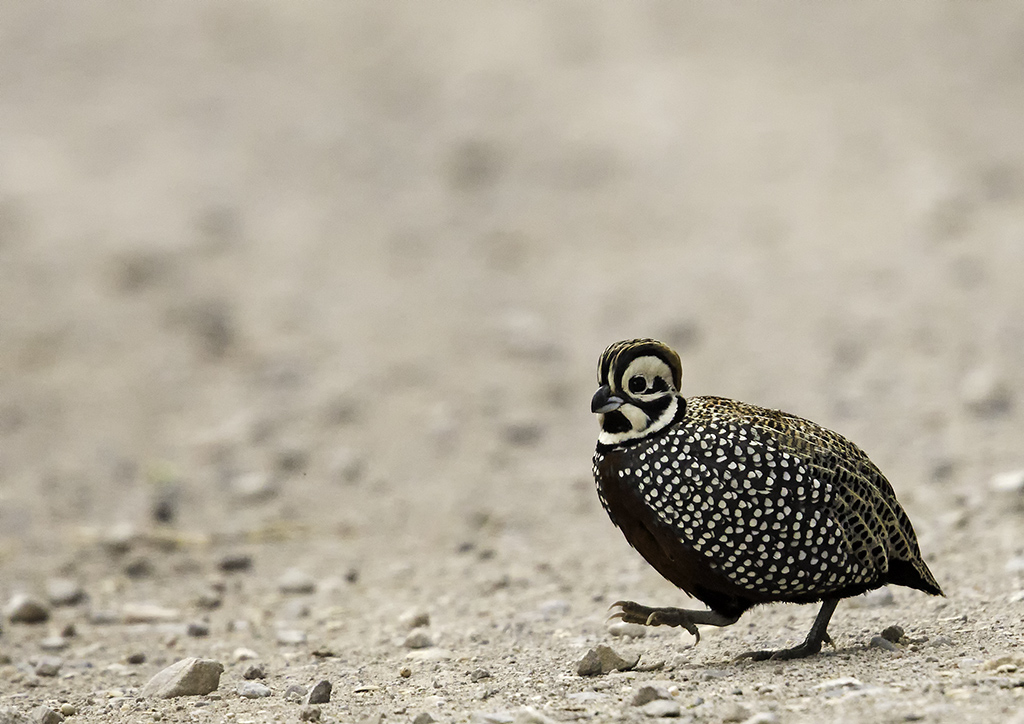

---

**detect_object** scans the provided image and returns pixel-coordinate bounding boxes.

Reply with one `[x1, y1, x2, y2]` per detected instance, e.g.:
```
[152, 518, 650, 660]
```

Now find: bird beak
[591, 385, 624, 414]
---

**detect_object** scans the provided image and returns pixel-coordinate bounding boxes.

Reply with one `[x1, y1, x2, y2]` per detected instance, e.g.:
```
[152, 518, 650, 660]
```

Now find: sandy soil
[1, 3, 1024, 723]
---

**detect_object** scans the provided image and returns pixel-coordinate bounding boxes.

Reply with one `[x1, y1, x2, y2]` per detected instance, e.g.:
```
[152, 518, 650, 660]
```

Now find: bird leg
[609, 600, 740, 645]
[736, 598, 839, 661]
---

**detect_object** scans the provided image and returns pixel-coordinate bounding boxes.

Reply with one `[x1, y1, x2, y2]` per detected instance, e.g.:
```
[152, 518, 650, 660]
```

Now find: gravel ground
[1, 3, 1024, 723]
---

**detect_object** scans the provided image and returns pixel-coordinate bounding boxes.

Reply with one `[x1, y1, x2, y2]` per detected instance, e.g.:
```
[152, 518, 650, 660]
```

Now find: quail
[591, 338, 942, 660]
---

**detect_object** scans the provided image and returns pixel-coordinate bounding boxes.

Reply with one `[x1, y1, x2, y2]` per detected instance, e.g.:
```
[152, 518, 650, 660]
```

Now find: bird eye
[628, 376, 647, 394]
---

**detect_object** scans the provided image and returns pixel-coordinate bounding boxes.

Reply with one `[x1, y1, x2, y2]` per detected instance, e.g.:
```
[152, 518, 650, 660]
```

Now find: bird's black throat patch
[602, 410, 631, 434]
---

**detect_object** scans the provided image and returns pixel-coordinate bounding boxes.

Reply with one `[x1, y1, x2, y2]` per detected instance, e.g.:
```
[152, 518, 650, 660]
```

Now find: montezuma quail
[592, 339, 942, 660]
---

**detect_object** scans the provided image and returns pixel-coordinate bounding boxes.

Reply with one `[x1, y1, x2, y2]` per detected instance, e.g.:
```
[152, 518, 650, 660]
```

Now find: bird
[591, 338, 942, 660]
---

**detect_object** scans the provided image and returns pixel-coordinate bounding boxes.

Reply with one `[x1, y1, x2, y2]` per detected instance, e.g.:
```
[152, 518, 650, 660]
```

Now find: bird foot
[735, 631, 834, 662]
[609, 600, 701, 644]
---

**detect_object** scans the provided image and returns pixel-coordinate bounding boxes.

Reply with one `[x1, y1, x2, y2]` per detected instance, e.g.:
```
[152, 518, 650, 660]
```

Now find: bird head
[592, 339, 683, 447]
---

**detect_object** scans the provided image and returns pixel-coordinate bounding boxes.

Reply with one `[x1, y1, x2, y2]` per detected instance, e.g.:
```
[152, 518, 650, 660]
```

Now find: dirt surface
[2, 3, 1024, 723]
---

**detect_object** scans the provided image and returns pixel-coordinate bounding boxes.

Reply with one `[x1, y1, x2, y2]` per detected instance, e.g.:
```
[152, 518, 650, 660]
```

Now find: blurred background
[1, 2, 1023, 576]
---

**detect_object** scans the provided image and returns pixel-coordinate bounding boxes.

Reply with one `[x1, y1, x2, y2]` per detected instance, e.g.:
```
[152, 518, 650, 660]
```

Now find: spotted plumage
[592, 338, 942, 660]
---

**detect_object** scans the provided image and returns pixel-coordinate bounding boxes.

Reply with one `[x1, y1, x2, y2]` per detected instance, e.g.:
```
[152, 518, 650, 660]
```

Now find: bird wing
[641, 398, 899, 599]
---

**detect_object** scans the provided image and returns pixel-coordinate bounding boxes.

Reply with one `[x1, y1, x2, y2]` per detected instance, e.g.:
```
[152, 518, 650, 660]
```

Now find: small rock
[283, 684, 307, 701]
[404, 629, 435, 649]
[721, 703, 751, 722]
[58, 705, 75, 718]
[927, 635, 954, 648]
[576, 645, 639, 676]
[140, 657, 224, 698]
[39, 637, 68, 652]
[641, 699, 681, 717]
[6, 594, 50, 624]
[399, 667, 412, 678]
[186, 621, 210, 637]
[126, 652, 147, 665]
[513, 707, 557, 724]
[881, 625, 905, 643]
[470, 668, 492, 682]
[59, 622, 76, 638]
[194, 588, 223, 610]
[299, 706, 321, 722]
[469, 713, 514, 724]
[306, 680, 331, 704]
[607, 622, 646, 638]
[218, 552, 253, 572]
[398, 608, 430, 629]
[847, 587, 894, 608]
[741, 714, 780, 724]
[238, 681, 272, 698]
[233, 647, 259, 661]
[29, 706, 63, 724]
[278, 568, 317, 595]
[123, 555, 153, 579]
[815, 677, 863, 697]
[413, 713, 436, 724]
[45, 579, 85, 607]
[242, 664, 266, 680]
[631, 684, 672, 706]
[990, 469, 1024, 493]
[275, 629, 307, 645]
[121, 603, 180, 623]
[33, 657, 63, 677]
[869, 635, 898, 652]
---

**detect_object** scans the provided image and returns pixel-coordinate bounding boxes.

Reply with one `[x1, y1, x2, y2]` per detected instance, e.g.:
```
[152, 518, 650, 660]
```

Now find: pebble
[34, 657, 63, 677]
[238, 681, 272, 698]
[814, 677, 863, 696]
[881, 625, 905, 643]
[412, 714, 435, 724]
[6, 594, 50, 624]
[284, 684, 307, 701]
[632, 684, 672, 706]
[299, 706, 321, 722]
[641, 699, 681, 717]
[140, 657, 224, 698]
[990, 469, 1024, 493]
[607, 622, 647, 638]
[194, 588, 223, 610]
[121, 603, 180, 623]
[29, 706, 63, 724]
[404, 629, 435, 649]
[278, 568, 317, 594]
[741, 714, 780, 724]
[186, 621, 210, 637]
[869, 635, 899, 652]
[926, 635, 954, 648]
[275, 629, 307, 645]
[233, 647, 259, 661]
[218, 552, 254, 572]
[45, 579, 85, 608]
[470, 668, 492, 682]
[242, 664, 266, 680]
[470, 713, 514, 724]
[513, 707, 557, 724]
[58, 705, 75, 717]
[398, 608, 431, 629]
[306, 680, 332, 704]
[576, 645, 639, 676]
[126, 652, 147, 665]
[39, 637, 69, 652]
